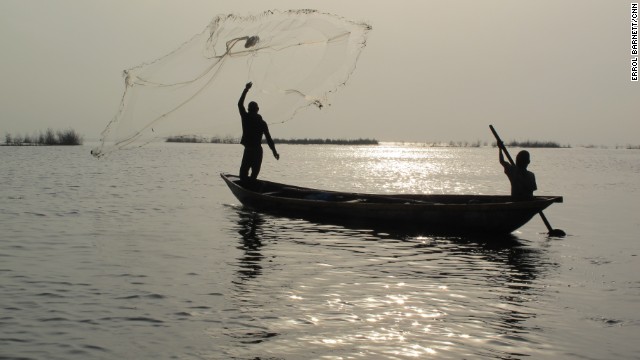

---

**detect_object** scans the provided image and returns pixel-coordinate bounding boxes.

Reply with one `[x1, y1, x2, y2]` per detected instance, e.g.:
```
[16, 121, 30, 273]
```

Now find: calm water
[1, 143, 639, 359]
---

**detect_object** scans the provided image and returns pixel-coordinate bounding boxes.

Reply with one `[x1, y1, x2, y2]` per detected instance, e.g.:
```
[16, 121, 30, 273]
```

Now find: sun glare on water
[350, 144, 458, 194]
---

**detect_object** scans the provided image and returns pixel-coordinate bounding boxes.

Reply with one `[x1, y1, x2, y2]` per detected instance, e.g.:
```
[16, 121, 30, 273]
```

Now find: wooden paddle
[490, 125, 566, 237]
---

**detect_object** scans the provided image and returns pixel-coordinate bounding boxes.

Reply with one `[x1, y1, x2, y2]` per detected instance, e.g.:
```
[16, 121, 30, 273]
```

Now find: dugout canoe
[221, 173, 563, 235]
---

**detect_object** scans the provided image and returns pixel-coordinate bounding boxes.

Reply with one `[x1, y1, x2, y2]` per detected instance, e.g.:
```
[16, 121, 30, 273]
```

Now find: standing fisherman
[238, 82, 279, 181]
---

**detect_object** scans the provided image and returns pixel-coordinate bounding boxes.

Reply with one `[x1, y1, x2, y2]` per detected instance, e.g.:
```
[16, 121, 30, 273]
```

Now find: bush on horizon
[3, 128, 83, 146]
[504, 140, 567, 148]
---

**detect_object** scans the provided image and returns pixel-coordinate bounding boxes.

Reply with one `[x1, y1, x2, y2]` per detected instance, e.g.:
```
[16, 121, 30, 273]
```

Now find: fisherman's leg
[239, 147, 251, 180]
[249, 147, 264, 180]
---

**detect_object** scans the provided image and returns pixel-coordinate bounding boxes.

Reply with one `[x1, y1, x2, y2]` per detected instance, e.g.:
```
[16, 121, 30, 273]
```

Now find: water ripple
[2, 144, 639, 359]
[217, 206, 560, 359]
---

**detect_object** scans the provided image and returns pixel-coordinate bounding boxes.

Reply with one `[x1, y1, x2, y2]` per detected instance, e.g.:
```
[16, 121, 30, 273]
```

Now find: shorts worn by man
[238, 82, 279, 181]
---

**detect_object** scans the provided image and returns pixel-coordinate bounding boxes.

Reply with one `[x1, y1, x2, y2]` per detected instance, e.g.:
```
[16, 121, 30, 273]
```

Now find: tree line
[3, 129, 83, 146]
[166, 135, 378, 145]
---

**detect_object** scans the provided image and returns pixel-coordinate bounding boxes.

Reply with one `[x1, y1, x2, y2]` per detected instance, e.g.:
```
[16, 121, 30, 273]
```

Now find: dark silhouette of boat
[221, 173, 563, 235]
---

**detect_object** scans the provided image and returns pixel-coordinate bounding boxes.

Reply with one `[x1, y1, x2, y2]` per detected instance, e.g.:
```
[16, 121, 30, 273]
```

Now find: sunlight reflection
[386, 295, 407, 305]
[321, 338, 341, 345]
[352, 146, 449, 193]
[307, 282, 460, 357]
[420, 312, 445, 319]
[448, 293, 467, 298]
[389, 344, 438, 357]
[271, 238, 546, 360]
[344, 144, 490, 194]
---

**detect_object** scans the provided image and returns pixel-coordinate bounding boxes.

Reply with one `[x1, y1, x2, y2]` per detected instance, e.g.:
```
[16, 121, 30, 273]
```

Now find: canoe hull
[221, 173, 562, 235]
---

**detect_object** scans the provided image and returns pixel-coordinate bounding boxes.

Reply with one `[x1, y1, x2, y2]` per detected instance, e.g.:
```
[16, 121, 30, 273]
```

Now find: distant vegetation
[397, 140, 567, 148]
[502, 140, 569, 148]
[166, 135, 216, 143]
[164, 135, 640, 149]
[166, 135, 378, 145]
[3, 129, 83, 146]
[412, 140, 488, 148]
[272, 138, 378, 145]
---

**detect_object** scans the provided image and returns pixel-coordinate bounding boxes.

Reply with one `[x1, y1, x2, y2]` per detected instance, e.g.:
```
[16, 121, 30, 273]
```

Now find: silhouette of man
[238, 82, 279, 181]
[499, 149, 537, 200]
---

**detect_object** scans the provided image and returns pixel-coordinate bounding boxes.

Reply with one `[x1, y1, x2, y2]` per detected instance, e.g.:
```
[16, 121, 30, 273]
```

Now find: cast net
[92, 9, 371, 157]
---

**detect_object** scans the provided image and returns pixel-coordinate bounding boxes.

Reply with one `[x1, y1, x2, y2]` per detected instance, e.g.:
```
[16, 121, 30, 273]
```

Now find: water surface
[1, 143, 639, 359]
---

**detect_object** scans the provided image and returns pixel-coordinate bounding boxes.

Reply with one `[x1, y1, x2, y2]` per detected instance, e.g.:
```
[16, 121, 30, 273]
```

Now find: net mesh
[93, 9, 371, 157]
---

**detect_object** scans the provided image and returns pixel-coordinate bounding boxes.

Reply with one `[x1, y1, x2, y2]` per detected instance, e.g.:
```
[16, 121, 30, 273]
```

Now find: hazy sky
[1, 0, 638, 146]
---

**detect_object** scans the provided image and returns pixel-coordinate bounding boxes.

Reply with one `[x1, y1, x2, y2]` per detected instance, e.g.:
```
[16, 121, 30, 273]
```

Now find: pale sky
[1, 0, 638, 146]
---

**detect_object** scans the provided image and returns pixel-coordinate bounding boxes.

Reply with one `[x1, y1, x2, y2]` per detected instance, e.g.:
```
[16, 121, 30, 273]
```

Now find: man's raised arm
[498, 147, 510, 170]
[238, 82, 252, 114]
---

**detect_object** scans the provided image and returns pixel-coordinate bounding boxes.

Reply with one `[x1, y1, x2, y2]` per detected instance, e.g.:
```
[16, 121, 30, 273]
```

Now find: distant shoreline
[2, 131, 637, 149]
[503, 140, 568, 148]
[162, 135, 640, 149]
[166, 135, 379, 145]
[3, 129, 83, 146]
[165, 136, 579, 148]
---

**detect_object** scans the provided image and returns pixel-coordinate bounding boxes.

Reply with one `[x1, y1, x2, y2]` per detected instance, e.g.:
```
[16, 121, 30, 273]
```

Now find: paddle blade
[548, 229, 567, 237]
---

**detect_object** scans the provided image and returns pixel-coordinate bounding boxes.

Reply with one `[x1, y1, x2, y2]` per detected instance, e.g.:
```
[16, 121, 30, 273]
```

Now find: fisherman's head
[248, 101, 259, 114]
[516, 150, 531, 168]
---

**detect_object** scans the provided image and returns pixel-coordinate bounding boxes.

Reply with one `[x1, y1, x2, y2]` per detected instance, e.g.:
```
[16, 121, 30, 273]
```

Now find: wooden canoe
[221, 173, 563, 235]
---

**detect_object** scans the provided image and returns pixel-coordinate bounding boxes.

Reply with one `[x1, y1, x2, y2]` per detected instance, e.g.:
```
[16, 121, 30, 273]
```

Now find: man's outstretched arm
[238, 82, 252, 114]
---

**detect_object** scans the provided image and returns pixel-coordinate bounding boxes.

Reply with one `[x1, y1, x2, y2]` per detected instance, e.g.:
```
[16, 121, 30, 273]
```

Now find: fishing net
[92, 9, 371, 157]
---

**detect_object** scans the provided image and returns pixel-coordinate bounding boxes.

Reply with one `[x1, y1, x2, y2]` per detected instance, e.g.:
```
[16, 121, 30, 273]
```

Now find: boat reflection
[225, 206, 558, 358]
